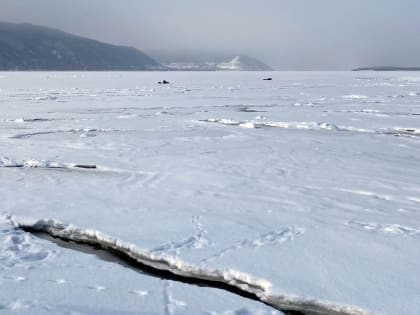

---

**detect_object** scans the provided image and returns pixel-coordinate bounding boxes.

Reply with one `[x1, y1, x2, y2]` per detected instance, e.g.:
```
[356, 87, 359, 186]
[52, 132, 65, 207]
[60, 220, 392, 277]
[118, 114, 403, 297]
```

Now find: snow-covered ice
[1, 71, 420, 315]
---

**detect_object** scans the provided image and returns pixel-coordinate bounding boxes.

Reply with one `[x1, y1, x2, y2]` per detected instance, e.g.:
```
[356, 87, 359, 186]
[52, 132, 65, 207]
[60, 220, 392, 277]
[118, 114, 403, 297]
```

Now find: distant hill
[216, 56, 272, 71]
[353, 66, 420, 71]
[0, 22, 163, 71]
[152, 51, 272, 71]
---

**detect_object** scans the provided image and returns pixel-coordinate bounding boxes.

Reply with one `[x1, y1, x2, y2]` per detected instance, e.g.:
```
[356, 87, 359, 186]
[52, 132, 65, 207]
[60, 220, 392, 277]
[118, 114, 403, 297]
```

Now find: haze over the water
[1, 0, 420, 70]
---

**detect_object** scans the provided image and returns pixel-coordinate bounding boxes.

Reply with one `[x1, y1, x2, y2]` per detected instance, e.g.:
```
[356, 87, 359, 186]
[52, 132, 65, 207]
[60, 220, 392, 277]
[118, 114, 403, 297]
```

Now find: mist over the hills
[1, 0, 420, 70]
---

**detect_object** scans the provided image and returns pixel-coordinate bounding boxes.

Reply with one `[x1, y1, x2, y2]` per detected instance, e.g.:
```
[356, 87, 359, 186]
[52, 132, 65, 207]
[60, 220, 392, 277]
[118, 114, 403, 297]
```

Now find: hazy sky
[1, 0, 420, 70]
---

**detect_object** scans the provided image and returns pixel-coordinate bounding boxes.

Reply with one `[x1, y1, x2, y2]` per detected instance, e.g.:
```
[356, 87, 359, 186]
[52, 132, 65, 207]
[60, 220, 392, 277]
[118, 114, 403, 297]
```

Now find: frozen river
[1, 71, 420, 315]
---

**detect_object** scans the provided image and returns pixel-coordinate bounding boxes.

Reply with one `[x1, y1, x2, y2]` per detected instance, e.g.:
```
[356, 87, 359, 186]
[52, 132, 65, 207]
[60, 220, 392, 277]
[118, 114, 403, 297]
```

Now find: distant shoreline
[353, 67, 420, 71]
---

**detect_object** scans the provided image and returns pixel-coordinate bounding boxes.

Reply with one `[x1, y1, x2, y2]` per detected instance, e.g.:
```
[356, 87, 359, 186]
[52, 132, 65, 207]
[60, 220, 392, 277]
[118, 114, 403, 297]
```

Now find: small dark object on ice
[263, 77, 272, 81]
[74, 164, 97, 169]
[158, 80, 170, 84]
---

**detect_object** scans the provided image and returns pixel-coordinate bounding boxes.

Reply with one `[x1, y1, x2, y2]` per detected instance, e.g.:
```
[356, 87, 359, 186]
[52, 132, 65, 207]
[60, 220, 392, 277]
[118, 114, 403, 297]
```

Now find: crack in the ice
[10, 128, 121, 139]
[12, 218, 375, 315]
[324, 109, 420, 117]
[199, 118, 420, 138]
[0, 157, 96, 171]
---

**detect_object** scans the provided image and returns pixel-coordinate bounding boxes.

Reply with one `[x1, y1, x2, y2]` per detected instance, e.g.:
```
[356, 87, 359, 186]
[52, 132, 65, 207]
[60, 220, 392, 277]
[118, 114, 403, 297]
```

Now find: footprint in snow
[129, 289, 149, 297]
[348, 221, 420, 237]
[2, 275, 26, 282]
[1, 229, 55, 268]
[48, 278, 67, 284]
[87, 285, 106, 292]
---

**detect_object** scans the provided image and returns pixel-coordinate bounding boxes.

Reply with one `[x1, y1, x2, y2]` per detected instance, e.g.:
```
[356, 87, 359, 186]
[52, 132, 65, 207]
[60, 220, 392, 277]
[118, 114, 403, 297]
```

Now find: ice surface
[1, 71, 420, 314]
[11, 218, 374, 315]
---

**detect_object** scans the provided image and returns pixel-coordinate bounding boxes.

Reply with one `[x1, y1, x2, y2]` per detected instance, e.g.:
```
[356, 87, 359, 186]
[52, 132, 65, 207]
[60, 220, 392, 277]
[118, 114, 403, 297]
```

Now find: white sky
[1, 0, 420, 69]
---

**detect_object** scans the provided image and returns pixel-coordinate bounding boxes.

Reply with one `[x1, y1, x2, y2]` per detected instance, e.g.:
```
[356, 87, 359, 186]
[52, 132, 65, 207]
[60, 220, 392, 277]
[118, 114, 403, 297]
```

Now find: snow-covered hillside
[216, 56, 272, 71]
[0, 22, 163, 71]
[156, 53, 272, 71]
[0, 71, 419, 315]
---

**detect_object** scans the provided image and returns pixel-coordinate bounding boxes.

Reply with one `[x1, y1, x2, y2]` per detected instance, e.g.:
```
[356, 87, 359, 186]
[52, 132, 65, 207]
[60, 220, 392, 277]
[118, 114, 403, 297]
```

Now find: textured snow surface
[1, 71, 420, 315]
[12, 218, 373, 315]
